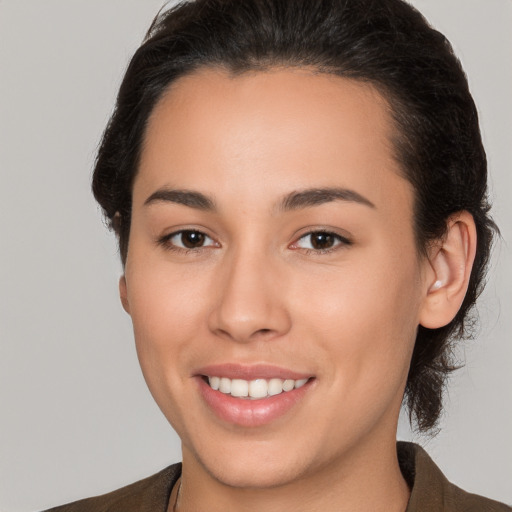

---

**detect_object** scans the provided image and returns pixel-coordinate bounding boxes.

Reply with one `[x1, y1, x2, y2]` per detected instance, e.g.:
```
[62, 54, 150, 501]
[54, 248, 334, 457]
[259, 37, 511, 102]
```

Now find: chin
[205, 455, 307, 489]
[185, 435, 316, 489]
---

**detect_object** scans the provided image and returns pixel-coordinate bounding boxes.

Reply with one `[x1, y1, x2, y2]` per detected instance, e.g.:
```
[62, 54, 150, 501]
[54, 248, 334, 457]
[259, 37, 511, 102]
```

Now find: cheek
[124, 259, 219, 435]
[296, 249, 422, 391]
[125, 258, 214, 375]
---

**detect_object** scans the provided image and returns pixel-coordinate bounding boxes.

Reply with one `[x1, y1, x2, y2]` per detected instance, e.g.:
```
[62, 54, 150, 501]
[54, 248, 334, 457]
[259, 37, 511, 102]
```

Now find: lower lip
[197, 377, 313, 427]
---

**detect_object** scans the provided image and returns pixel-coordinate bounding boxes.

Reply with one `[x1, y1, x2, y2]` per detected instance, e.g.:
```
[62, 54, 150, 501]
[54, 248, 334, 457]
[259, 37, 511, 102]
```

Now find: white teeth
[249, 379, 268, 399]
[207, 376, 309, 399]
[282, 379, 295, 392]
[230, 379, 249, 397]
[268, 378, 284, 396]
[295, 378, 308, 389]
[219, 377, 231, 394]
[209, 376, 220, 390]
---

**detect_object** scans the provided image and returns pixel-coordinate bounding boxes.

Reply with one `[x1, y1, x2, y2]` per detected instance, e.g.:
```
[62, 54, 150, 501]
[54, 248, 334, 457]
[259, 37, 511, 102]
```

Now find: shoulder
[42, 463, 181, 512]
[398, 442, 511, 512]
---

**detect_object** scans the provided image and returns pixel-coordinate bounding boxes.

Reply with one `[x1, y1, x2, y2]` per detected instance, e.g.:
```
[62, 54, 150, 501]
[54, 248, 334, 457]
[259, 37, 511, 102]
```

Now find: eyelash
[291, 230, 352, 254]
[158, 230, 218, 254]
[157, 229, 352, 255]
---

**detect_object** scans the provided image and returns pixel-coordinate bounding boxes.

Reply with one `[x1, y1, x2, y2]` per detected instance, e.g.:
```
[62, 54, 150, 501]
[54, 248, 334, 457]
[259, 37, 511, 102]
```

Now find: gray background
[0, 1, 510, 510]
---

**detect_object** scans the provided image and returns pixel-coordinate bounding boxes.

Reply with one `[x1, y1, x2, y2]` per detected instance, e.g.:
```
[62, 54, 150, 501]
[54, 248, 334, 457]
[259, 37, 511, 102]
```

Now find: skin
[119, 67, 476, 512]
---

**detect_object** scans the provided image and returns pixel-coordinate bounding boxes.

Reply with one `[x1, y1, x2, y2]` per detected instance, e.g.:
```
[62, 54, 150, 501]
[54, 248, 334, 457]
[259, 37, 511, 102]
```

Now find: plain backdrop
[0, 1, 511, 510]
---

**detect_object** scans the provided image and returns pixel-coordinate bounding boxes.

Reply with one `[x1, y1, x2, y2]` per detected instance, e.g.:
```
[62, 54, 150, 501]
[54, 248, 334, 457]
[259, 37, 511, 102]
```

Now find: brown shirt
[43, 442, 511, 511]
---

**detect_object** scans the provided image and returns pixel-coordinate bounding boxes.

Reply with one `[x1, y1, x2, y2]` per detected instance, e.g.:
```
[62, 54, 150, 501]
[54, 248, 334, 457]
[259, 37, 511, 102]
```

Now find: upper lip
[194, 363, 312, 381]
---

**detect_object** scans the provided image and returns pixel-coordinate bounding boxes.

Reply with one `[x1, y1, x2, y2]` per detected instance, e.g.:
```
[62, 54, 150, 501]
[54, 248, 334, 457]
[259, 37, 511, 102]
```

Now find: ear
[119, 275, 131, 315]
[419, 211, 477, 329]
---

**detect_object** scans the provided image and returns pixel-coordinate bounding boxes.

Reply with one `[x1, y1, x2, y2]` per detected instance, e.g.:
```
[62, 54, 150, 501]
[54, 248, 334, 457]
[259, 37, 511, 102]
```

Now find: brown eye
[294, 231, 350, 252]
[181, 230, 205, 248]
[310, 232, 336, 250]
[166, 230, 217, 250]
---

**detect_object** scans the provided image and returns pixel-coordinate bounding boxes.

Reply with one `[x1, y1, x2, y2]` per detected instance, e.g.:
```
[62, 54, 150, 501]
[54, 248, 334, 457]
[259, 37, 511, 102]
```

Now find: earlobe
[119, 275, 131, 315]
[419, 211, 477, 329]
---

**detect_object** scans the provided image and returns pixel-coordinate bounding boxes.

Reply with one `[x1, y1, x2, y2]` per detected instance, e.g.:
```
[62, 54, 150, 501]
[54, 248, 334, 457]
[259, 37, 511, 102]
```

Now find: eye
[293, 231, 350, 252]
[162, 230, 218, 250]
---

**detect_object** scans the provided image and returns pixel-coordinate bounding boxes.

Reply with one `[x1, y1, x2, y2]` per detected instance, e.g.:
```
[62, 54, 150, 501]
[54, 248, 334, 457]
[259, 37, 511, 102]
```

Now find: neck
[173, 436, 410, 512]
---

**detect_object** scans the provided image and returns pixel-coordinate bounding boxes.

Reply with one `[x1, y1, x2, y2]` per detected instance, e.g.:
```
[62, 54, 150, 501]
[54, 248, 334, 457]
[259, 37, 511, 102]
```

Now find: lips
[195, 363, 312, 381]
[195, 364, 314, 427]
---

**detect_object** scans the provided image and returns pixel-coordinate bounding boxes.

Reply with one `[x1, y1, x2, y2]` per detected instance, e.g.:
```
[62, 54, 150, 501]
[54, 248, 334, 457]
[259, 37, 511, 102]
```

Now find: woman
[43, 0, 510, 510]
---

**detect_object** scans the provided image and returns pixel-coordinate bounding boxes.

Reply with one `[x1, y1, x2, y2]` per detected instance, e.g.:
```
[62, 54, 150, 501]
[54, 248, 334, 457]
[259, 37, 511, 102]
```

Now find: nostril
[252, 328, 275, 338]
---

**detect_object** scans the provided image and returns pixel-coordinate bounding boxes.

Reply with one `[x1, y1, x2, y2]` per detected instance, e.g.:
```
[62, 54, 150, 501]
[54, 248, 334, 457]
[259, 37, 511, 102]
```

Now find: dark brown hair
[92, 0, 497, 432]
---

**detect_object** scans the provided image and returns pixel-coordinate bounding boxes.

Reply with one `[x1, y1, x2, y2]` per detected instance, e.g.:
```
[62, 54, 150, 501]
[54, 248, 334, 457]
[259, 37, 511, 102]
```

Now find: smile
[207, 376, 309, 399]
[196, 365, 315, 427]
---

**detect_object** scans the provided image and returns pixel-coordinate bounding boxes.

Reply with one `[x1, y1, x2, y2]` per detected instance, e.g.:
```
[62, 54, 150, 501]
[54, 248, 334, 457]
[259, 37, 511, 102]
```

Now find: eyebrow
[279, 187, 375, 211]
[143, 186, 375, 212]
[144, 189, 216, 211]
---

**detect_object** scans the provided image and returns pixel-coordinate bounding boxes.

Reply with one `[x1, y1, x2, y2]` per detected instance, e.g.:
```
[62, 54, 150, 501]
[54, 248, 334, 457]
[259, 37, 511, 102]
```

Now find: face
[121, 68, 431, 489]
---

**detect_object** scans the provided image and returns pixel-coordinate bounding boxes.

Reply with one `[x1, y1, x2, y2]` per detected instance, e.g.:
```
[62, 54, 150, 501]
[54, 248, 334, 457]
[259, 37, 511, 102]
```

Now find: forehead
[135, 67, 412, 217]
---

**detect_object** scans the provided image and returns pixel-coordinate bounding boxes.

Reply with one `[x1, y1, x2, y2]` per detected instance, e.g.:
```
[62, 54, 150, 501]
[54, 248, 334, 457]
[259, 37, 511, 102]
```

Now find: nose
[208, 248, 292, 343]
